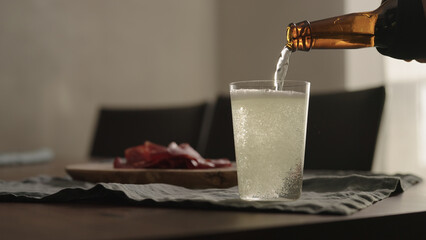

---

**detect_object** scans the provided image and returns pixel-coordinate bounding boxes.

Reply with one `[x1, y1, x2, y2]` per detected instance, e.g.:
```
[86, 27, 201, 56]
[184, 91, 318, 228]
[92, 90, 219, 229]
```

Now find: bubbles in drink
[230, 89, 308, 200]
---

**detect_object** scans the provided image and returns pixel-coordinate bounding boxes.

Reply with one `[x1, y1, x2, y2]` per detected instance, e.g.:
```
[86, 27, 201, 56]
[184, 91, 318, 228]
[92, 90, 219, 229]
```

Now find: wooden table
[1, 158, 426, 239]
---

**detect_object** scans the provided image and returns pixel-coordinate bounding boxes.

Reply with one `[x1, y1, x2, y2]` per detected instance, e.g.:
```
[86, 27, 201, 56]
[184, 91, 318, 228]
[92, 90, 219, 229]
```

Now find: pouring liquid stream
[273, 46, 292, 90]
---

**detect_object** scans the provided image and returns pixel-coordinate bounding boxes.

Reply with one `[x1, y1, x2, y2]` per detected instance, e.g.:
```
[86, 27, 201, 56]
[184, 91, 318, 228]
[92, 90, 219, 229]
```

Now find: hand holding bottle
[413, 0, 426, 63]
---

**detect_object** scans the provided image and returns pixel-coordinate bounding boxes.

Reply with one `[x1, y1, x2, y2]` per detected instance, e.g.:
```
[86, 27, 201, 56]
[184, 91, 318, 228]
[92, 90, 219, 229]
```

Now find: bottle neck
[286, 0, 396, 52]
[286, 21, 312, 51]
[287, 14, 378, 51]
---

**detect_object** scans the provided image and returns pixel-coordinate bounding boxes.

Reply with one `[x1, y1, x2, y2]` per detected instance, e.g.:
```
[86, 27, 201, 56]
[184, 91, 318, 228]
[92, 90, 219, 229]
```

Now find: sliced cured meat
[113, 141, 232, 169]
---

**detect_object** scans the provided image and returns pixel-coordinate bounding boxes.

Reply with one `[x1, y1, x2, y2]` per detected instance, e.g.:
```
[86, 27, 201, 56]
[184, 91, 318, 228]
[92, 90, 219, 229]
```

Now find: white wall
[0, 0, 217, 158]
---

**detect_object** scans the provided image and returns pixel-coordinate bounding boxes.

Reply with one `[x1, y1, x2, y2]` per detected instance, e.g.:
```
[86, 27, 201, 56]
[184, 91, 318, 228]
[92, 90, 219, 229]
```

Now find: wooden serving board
[66, 162, 237, 189]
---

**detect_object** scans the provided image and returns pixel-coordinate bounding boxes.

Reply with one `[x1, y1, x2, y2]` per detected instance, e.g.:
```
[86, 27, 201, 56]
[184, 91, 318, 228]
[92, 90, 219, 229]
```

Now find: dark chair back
[90, 103, 208, 158]
[202, 95, 236, 160]
[304, 86, 385, 170]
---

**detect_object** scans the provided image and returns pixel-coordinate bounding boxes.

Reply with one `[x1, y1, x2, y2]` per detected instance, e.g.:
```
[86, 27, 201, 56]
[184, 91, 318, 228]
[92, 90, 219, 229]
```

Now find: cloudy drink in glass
[230, 80, 310, 201]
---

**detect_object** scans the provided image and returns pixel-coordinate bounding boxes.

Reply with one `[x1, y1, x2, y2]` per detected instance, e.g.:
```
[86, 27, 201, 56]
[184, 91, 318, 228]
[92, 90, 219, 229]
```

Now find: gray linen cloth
[0, 171, 421, 215]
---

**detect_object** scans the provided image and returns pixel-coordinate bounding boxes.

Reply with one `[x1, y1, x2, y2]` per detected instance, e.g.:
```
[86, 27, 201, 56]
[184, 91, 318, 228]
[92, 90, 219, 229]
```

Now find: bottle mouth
[286, 21, 312, 52]
[286, 23, 297, 51]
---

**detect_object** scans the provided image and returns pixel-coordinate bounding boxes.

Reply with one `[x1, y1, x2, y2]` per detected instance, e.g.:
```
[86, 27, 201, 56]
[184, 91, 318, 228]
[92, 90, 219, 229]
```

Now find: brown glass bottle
[286, 0, 426, 60]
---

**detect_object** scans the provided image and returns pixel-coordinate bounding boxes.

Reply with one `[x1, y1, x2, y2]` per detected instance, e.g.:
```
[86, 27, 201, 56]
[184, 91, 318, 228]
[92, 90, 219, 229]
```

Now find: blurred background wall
[1, 0, 426, 176]
[0, 0, 218, 157]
